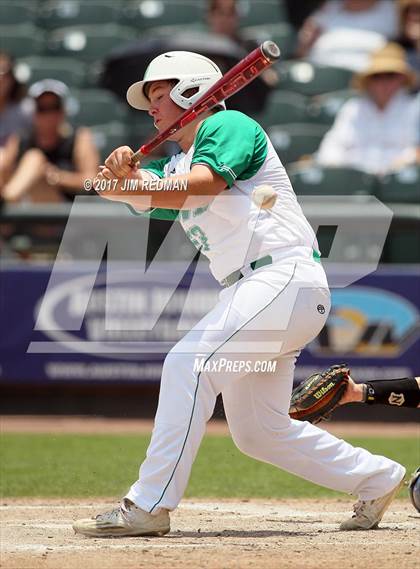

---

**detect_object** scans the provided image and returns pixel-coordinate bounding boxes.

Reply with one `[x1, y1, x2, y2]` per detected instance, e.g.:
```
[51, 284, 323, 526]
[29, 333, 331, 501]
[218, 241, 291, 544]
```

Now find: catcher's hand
[289, 364, 350, 424]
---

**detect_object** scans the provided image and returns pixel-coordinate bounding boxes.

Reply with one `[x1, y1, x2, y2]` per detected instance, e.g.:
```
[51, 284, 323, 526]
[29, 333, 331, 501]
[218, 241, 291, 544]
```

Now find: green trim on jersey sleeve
[124, 156, 179, 220]
[191, 110, 268, 188]
[142, 156, 171, 178]
[125, 204, 179, 220]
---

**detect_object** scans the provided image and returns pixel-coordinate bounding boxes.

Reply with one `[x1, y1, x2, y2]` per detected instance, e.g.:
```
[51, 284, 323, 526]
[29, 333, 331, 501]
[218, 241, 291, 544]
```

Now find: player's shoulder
[201, 109, 259, 131]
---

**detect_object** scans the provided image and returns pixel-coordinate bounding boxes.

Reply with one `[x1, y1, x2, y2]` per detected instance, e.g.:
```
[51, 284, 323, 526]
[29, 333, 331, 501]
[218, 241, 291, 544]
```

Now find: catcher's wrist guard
[365, 378, 420, 408]
[289, 364, 350, 424]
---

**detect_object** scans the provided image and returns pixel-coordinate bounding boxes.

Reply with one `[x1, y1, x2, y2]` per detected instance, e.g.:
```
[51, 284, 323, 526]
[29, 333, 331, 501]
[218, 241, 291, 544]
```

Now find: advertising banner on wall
[0, 262, 418, 384]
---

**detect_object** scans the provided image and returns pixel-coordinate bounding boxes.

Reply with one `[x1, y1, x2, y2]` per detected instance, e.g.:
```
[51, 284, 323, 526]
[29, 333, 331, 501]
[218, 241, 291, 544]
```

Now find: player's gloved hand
[289, 364, 350, 424]
[101, 146, 137, 180]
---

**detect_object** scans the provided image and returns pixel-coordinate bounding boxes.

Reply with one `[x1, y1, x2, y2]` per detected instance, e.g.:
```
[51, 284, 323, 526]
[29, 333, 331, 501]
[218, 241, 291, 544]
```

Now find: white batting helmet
[126, 51, 226, 111]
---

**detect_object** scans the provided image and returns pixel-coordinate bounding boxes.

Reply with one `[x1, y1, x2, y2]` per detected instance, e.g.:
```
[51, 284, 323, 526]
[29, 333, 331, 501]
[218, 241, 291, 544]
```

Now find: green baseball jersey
[128, 110, 319, 282]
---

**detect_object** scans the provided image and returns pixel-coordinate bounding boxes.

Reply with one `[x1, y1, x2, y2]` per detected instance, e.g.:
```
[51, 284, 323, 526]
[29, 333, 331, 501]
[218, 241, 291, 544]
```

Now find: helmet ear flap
[169, 76, 226, 110]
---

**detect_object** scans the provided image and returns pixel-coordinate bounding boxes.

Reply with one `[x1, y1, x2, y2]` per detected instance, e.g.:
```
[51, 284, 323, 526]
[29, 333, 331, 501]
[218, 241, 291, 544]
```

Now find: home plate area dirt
[1, 499, 418, 569]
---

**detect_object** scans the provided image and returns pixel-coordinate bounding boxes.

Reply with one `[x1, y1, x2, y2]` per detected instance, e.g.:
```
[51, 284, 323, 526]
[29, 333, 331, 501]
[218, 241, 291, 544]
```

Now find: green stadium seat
[385, 222, 420, 263]
[0, 24, 45, 58]
[306, 89, 357, 125]
[377, 166, 420, 204]
[255, 91, 307, 128]
[38, 1, 121, 29]
[15, 57, 87, 89]
[90, 122, 129, 161]
[276, 61, 353, 96]
[268, 123, 328, 165]
[121, 0, 205, 28]
[47, 24, 137, 61]
[241, 23, 296, 59]
[0, 1, 36, 25]
[139, 23, 206, 41]
[125, 110, 157, 151]
[288, 165, 377, 196]
[237, 0, 288, 26]
[70, 89, 127, 127]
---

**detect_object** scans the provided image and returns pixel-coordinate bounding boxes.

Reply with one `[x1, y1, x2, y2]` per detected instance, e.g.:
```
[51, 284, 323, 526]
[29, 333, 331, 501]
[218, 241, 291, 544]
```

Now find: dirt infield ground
[1, 498, 419, 569]
[1, 418, 418, 568]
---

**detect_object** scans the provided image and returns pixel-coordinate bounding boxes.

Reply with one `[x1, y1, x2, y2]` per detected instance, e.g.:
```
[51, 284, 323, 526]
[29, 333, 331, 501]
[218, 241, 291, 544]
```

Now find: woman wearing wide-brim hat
[317, 42, 419, 175]
[352, 41, 417, 92]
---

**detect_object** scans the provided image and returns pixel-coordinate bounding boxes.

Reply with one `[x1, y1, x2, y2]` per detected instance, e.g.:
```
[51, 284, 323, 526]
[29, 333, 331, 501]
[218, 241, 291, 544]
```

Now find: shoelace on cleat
[352, 501, 369, 518]
[94, 508, 121, 522]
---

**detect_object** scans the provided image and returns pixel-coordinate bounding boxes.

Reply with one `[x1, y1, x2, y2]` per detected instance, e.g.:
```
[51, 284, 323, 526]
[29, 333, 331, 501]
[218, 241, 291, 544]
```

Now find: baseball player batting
[73, 50, 406, 537]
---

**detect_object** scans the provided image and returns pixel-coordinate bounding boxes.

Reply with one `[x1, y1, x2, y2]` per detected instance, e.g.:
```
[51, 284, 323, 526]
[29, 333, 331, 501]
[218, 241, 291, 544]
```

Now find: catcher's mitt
[289, 364, 350, 424]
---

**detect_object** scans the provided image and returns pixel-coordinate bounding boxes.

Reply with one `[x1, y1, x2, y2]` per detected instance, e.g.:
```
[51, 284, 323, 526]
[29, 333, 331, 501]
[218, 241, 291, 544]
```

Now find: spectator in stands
[284, 0, 326, 30]
[316, 43, 419, 175]
[297, 1, 398, 66]
[205, 0, 277, 109]
[0, 52, 30, 148]
[1, 79, 99, 203]
[396, 0, 420, 73]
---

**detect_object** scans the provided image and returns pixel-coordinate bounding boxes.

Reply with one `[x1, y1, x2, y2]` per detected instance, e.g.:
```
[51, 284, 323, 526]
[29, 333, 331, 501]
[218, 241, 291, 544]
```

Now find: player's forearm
[358, 376, 420, 408]
[99, 172, 224, 210]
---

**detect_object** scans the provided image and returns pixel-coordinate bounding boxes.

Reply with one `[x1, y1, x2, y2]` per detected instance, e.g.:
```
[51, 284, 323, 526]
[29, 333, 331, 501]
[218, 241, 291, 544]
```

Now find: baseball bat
[130, 41, 280, 165]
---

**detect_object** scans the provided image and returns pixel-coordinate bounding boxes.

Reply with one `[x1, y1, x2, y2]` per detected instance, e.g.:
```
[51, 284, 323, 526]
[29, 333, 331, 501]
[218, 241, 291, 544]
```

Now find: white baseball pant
[126, 252, 405, 513]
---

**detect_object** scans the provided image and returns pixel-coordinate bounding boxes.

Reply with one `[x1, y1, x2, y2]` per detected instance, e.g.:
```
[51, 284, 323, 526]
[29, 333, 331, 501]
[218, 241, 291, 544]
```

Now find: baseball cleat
[72, 499, 170, 537]
[339, 477, 405, 530]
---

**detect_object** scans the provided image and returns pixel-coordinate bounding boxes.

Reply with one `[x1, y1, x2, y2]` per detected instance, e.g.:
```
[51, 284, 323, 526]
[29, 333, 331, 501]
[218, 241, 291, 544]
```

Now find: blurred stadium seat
[38, 1, 121, 28]
[15, 57, 87, 89]
[241, 23, 296, 59]
[90, 122, 129, 161]
[268, 123, 328, 164]
[125, 110, 157, 151]
[69, 89, 127, 126]
[377, 166, 420, 204]
[289, 165, 377, 196]
[255, 91, 307, 127]
[386, 224, 420, 263]
[0, 1, 36, 25]
[237, 0, 287, 26]
[47, 24, 137, 61]
[0, 24, 45, 58]
[276, 61, 353, 96]
[121, 0, 205, 28]
[305, 89, 357, 125]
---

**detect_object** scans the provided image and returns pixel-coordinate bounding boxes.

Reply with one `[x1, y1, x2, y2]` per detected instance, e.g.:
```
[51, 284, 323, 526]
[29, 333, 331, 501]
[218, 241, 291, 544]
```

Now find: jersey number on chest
[186, 225, 210, 252]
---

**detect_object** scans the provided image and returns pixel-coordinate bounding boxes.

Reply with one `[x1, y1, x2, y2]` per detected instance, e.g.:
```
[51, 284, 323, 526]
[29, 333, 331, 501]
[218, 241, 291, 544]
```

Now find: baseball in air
[252, 185, 277, 210]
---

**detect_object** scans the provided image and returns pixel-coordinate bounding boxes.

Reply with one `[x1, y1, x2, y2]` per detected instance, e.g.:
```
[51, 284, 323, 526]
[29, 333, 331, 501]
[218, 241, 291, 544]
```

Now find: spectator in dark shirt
[205, 0, 277, 110]
[0, 52, 30, 148]
[396, 0, 420, 73]
[1, 79, 99, 203]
